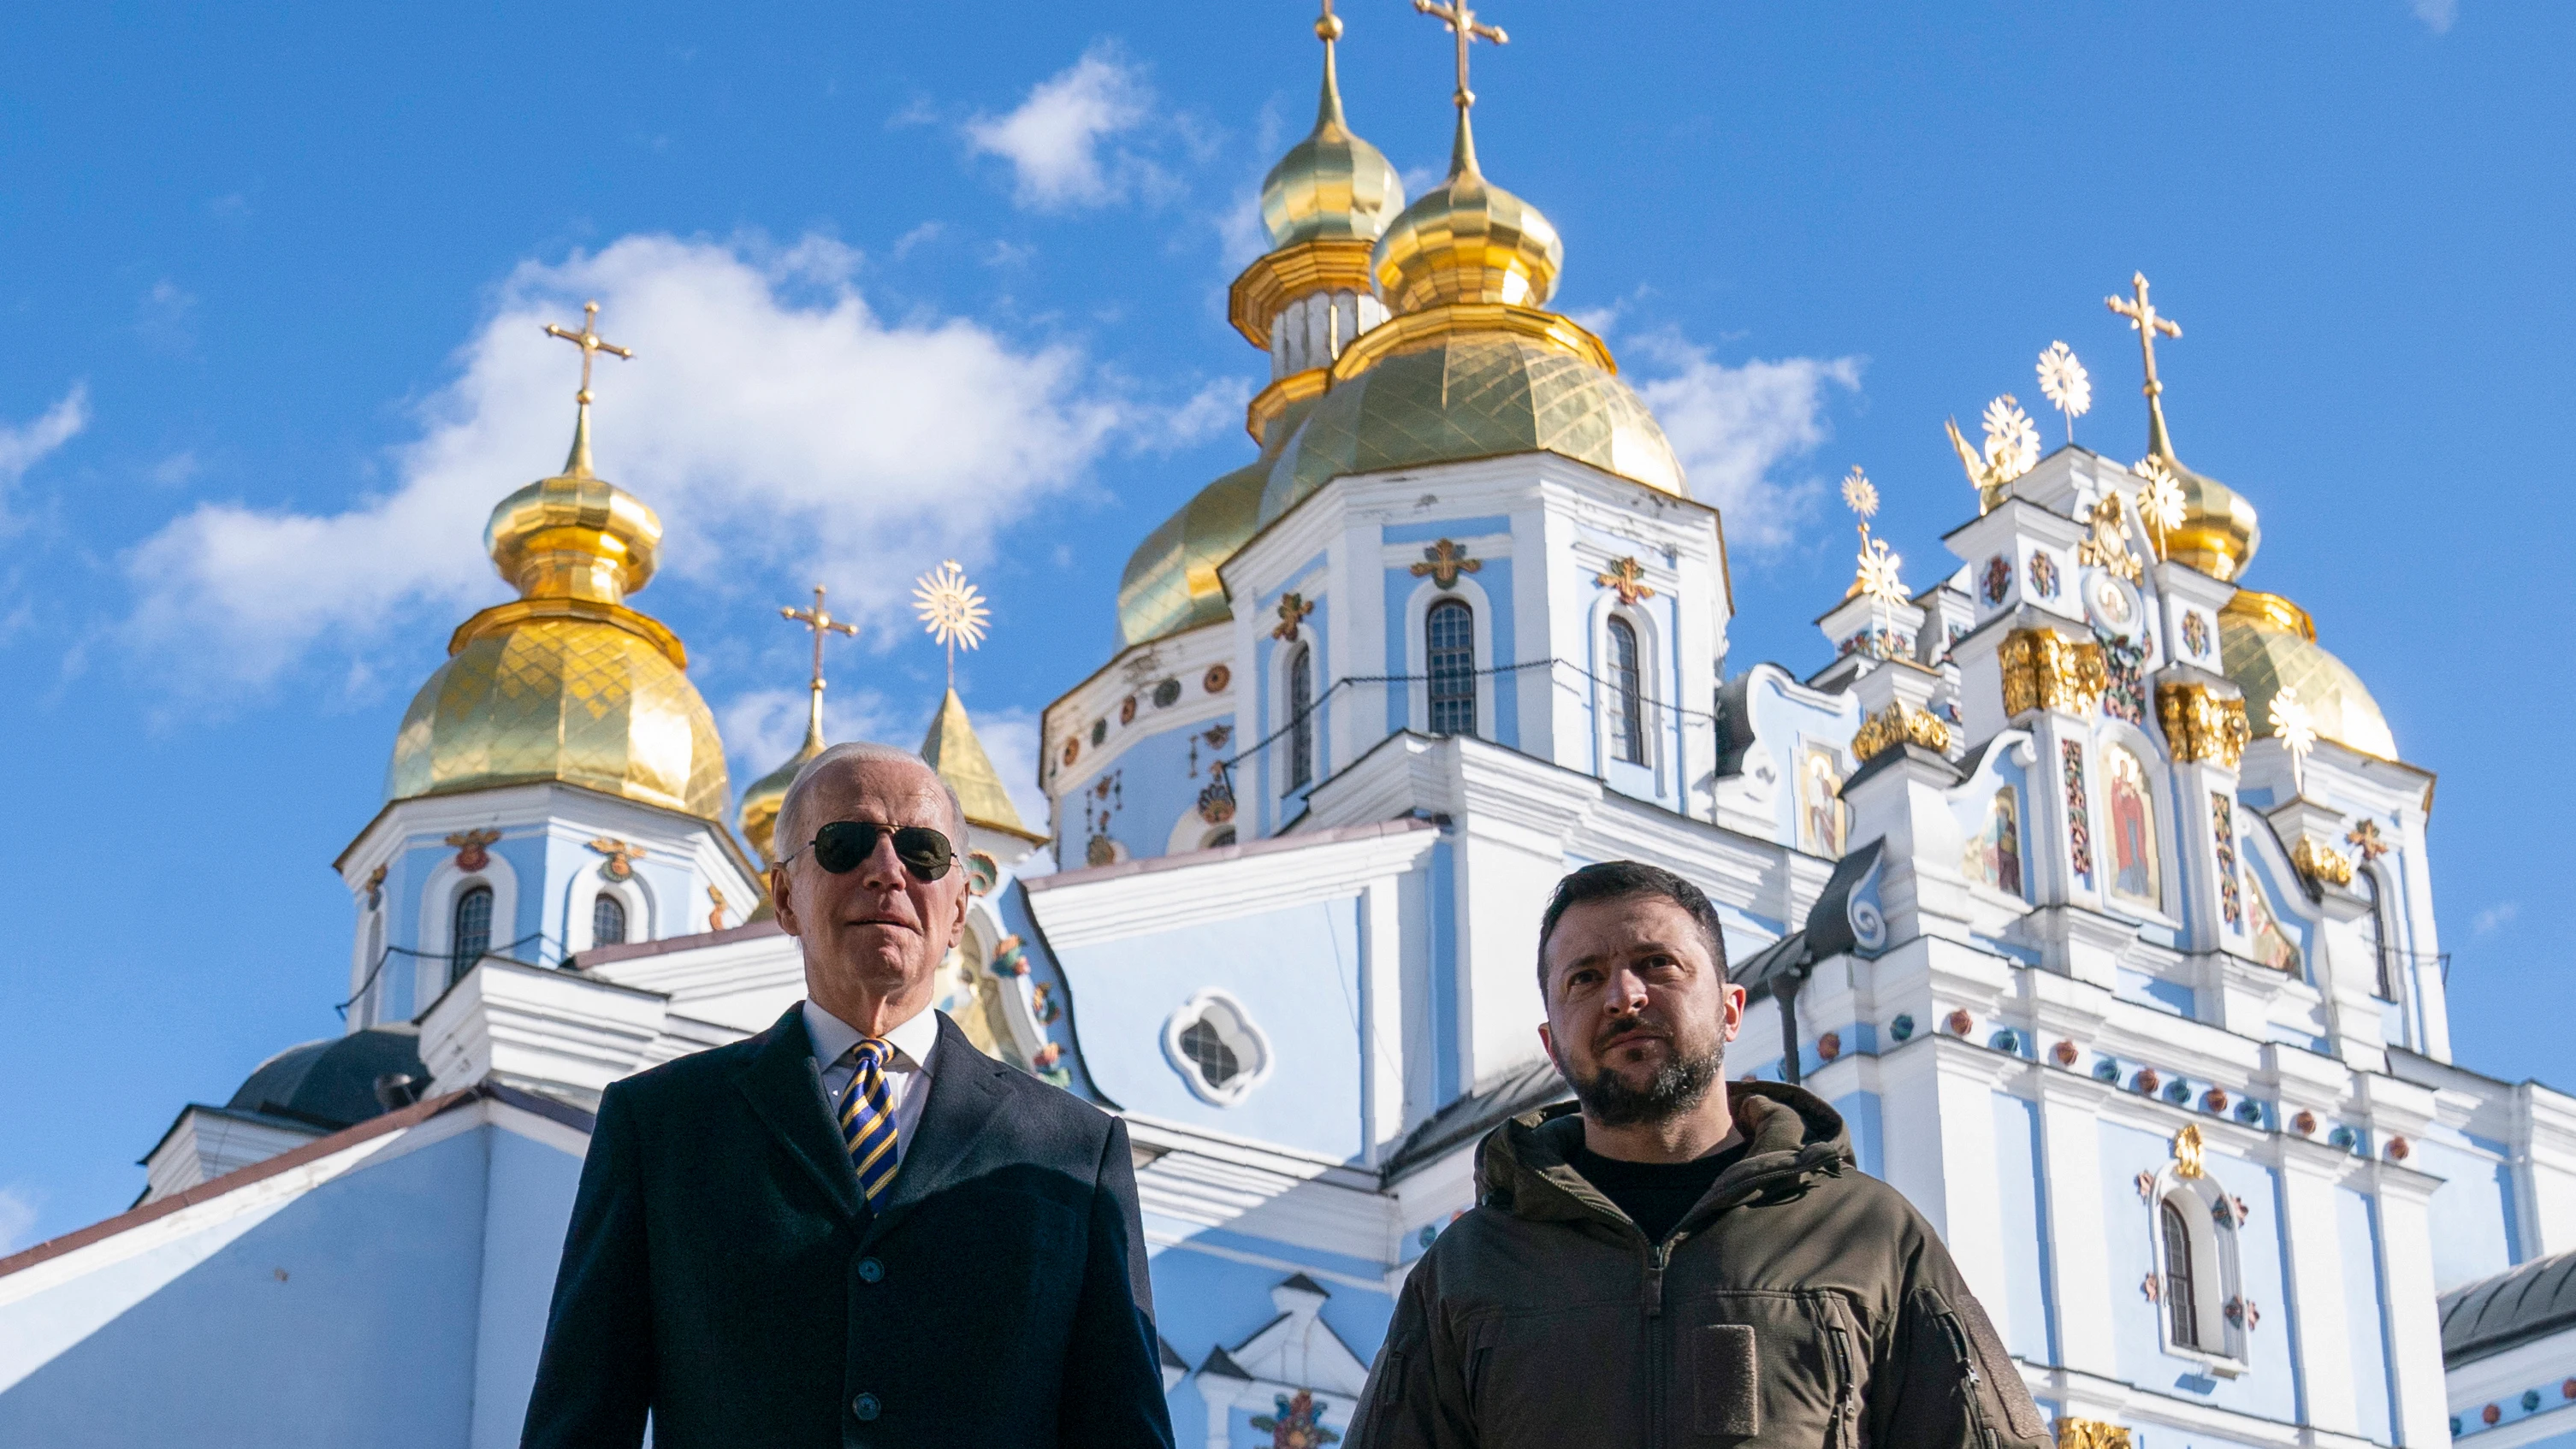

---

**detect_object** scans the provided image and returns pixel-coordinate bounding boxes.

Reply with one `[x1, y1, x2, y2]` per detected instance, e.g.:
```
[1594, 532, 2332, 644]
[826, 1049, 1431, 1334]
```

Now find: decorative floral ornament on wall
[1594, 555, 1655, 606]
[1271, 592, 1315, 642]
[445, 828, 501, 872]
[587, 836, 647, 881]
[2062, 739, 2095, 889]
[1250, 1388, 1341, 1449]
[1410, 538, 1481, 589]
[2036, 341, 2091, 445]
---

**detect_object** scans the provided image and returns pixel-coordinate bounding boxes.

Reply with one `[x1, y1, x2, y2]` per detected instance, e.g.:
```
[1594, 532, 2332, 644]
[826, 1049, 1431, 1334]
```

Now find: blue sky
[2, 0, 2566, 1248]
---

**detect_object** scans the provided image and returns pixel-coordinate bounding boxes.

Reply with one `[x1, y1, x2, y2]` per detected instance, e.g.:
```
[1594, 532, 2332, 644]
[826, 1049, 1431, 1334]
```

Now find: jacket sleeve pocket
[1954, 1295, 2044, 1440]
[1691, 1323, 1760, 1437]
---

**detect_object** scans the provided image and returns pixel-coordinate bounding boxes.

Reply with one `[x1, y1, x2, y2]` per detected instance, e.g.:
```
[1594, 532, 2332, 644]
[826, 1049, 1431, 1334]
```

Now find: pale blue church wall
[1047, 896, 1365, 1159]
[2337, 1186, 2397, 1445]
[1832, 1090, 1885, 1179]
[471, 1127, 588, 1448]
[1071, 724, 1207, 864]
[0, 1126, 544, 1449]
[2415, 1132, 2520, 1292]
[1252, 553, 1331, 837]
[491, 833, 551, 961]
[2094, 1121, 2301, 1421]
[1989, 1092, 2058, 1364]
[2242, 849, 2318, 988]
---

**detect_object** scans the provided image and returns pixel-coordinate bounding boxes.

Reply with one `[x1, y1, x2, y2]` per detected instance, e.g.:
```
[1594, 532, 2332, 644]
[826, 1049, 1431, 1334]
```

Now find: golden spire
[542, 300, 635, 478]
[779, 584, 858, 754]
[1315, 0, 1347, 126]
[1414, 0, 1507, 177]
[2105, 271, 2183, 464]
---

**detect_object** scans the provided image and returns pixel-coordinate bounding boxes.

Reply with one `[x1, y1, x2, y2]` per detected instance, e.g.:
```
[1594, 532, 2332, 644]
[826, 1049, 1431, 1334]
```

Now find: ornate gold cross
[2105, 272, 2181, 403]
[1410, 539, 1482, 589]
[780, 584, 860, 713]
[587, 837, 648, 881]
[543, 300, 634, 405]
[1595, 556, 1655, 606]
[1272, 592, 1316, 642]
[1414, 0, 1507, 109]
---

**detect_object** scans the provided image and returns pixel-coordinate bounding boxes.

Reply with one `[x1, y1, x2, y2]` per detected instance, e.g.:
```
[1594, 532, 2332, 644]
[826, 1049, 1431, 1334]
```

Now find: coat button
[852, 1393, 881, 1422]
[856, 1256, 884, 1284]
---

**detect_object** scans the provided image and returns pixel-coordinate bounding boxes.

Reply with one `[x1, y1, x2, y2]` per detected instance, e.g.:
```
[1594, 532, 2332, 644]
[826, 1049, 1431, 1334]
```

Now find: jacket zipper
[1643, 1239, 1675, 1449]
[1827, 1316, 1856, 1449]
[1934, 1309, 2000, 1449]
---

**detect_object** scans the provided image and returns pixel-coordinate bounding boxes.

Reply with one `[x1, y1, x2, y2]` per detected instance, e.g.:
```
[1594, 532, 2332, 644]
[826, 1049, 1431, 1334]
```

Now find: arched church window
[1164, 990, 1271, 1106]
[1287, 644, 1315, 791]
[2104, 744, 2160, 908]
[450, 885, 493, 985]
[1426, 600, 1476, 737]
[593, 894, 628, 949]
[1608, 616, 1645, 765]
[2357, 871, 2395, 1000]
[2160, 1197, 2201, 1349]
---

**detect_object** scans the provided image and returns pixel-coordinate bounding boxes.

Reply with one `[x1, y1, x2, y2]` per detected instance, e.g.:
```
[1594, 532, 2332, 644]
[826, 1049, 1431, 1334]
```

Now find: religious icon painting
[1797, 741, 1848, 858]
[1981, 554, 2012, 606]
[2181, 609, 2212, 659]
[1962, 786, 2025, 898]
[2104, 744, 2160, 908]
[2211, 791, 2244, 930]
[2061, 739, 2095, 889]
[1119, 695, 1138, 725]
[2028, 550, 2062, 599]
[2246, 866, 2303, 975]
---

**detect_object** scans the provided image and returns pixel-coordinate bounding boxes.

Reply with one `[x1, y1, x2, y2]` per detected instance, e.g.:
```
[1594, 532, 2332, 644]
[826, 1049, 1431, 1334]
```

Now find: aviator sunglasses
[782, 820, 956, 881]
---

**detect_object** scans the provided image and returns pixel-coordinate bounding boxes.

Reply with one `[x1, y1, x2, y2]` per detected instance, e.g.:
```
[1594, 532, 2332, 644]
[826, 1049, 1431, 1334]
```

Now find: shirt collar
[802, 998, 941, 1073]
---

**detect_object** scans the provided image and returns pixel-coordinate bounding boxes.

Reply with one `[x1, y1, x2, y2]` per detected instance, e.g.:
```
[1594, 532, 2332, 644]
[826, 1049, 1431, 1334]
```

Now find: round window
[1164, 991, 1270, 1105]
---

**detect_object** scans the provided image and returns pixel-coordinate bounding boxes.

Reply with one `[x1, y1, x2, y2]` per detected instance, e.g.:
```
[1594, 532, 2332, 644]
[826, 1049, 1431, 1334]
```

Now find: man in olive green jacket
[1347, 861, 2046, 1449]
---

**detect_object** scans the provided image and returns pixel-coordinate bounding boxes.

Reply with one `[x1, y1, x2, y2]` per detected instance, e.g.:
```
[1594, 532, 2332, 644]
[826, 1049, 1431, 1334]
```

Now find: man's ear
[772, 866, 800, 937]
[1537, 1021, 1558, 1068]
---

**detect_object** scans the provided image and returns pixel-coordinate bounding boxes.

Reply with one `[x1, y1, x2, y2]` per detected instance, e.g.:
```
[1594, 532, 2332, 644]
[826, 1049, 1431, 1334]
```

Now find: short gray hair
[773, 742, 968, 865]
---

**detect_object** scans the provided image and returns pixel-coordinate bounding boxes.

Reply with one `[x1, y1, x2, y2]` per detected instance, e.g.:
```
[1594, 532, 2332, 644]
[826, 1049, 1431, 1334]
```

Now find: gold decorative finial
[1415, 0, 1506, 177]
[2036, 341, 2091, 446]
[2105, 271, 2184, 463]
[912, 559, 991, 689]
[542, 300, 635, 478]
[2132, 457, 2187, 560]
[779, 584, 860, 752]
[1842, 468, 1905, 627]
[1317, 0, 1343, 44]
[2172, 1122, 2206, 1180]
[1943, 395, 2040, 513]
[2271, 684, 2318, 795]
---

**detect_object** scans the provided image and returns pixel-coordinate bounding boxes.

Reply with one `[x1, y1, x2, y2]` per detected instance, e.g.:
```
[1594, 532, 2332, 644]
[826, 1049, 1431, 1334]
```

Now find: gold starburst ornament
[2132, 457, 2187, 559]
[1856, 535, 1906, 609]
[1840, 465, 1879, 519]
[2036, 342, 2090, 444]
[913, 559, 992, 686]
[1981, 396, 2041, 482]
[2271, 684, 2318, 795]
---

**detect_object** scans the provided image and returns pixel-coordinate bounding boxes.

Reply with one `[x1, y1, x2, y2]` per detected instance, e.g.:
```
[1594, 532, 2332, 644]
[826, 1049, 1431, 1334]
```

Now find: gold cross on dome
[1415, 0, 1507, 109]
[2105, 272, 2182, 401]
[1595, 555, 1655, 606]
[543, 300, 635, 405]
[780, 584, 860, 697]
[1411, 538, 1482, 589]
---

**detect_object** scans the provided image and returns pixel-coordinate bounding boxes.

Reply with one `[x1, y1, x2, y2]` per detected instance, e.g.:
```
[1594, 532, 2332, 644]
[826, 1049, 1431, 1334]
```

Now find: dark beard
[1566, 1038, 1724, 1127]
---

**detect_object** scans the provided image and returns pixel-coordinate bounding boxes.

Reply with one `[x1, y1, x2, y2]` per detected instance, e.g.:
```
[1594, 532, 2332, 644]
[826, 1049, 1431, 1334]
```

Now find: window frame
[1161, 988, 1273, 1107]
[1425, 598, 1477, 737]
[1606, 613, 1646, 766]
[449, 884, 494, 985]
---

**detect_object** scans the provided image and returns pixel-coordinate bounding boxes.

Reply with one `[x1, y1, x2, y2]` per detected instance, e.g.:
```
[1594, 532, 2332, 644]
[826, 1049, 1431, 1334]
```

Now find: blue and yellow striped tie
[837, 1038, 900, 1204]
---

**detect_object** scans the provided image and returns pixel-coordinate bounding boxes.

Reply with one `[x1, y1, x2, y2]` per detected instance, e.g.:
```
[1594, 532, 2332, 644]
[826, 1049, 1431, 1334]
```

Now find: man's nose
[1606, 967, 1650, 1014]
[856, 831, 909, 890]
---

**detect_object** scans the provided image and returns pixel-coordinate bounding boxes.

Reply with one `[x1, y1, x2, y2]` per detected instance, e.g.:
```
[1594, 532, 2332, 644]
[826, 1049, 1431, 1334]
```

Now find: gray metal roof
[2441, 1249, 2576, 1365]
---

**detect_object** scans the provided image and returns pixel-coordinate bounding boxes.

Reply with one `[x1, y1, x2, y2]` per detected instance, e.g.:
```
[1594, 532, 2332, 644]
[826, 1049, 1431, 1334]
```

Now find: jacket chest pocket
[1680, 1290, 1865, 1447]
[1466, 1304, 1651, 1449]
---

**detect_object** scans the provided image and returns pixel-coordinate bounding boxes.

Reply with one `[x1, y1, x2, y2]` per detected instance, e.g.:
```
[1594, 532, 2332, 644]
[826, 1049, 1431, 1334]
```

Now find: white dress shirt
[803, 1000, 940, 1168]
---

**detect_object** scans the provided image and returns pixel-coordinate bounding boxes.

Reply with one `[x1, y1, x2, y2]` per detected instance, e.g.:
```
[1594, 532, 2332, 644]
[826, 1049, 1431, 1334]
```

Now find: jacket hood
[1476, 1079, 1854, 1231]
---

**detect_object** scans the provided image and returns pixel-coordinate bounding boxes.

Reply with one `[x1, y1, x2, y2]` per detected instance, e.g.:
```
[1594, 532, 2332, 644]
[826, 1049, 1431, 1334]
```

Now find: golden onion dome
[2160, 459, 2261, 583]
[737, 707, 825, 866]
[1261, 14, 1405, 250]
[1371, 113, 1562, 313]
[1261, 331, 1682, 523]
[387, 404, 730, 820]
[2220, 589, 2397, 760]
[1118, 392, 1320, 647]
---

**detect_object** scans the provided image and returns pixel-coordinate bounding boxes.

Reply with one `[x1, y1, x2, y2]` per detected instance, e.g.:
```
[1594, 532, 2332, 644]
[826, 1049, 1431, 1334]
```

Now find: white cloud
[1626, 339, 1864, 553]
[137, 280, 198, 355]
[150, 450, 200, 488]
[0, 1186, 40, 1255]
[0, 385, 89, 526]
[966, 44, 1155, 210]
[2412, 0, 2457, 33]
[2473, 902, 2518, 936]
[124, 234, 1137, 690]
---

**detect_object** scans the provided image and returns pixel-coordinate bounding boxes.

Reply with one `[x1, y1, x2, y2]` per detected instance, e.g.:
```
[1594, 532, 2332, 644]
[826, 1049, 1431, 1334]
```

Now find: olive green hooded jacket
[1346, 1082, 2047, 1449]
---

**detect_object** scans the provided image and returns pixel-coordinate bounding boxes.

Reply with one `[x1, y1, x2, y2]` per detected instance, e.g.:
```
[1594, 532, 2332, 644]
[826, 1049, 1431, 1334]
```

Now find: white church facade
[5, 11, 2572, 1449]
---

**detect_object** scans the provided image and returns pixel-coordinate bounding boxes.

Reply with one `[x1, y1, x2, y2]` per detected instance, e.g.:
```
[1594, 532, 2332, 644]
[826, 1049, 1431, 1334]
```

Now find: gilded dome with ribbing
[1260, 332, 1683, 523]
[1371, 115, 1561, 313]
[2220, 590, 2396, 761]
[388, 407, 730, 821]
[1120, 393, 1318, 646]
[1260, 20, 1404, 250]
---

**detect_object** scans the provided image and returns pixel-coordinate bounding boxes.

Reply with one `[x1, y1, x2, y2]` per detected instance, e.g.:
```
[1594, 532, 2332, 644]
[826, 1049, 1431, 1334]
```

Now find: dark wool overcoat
[520, 1006, 1175, 1449]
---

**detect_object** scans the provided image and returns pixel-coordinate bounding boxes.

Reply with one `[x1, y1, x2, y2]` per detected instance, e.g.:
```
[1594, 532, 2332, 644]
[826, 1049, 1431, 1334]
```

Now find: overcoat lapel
[860, 1012, 1005, 1250]
[731, 1003, 866, 1225]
